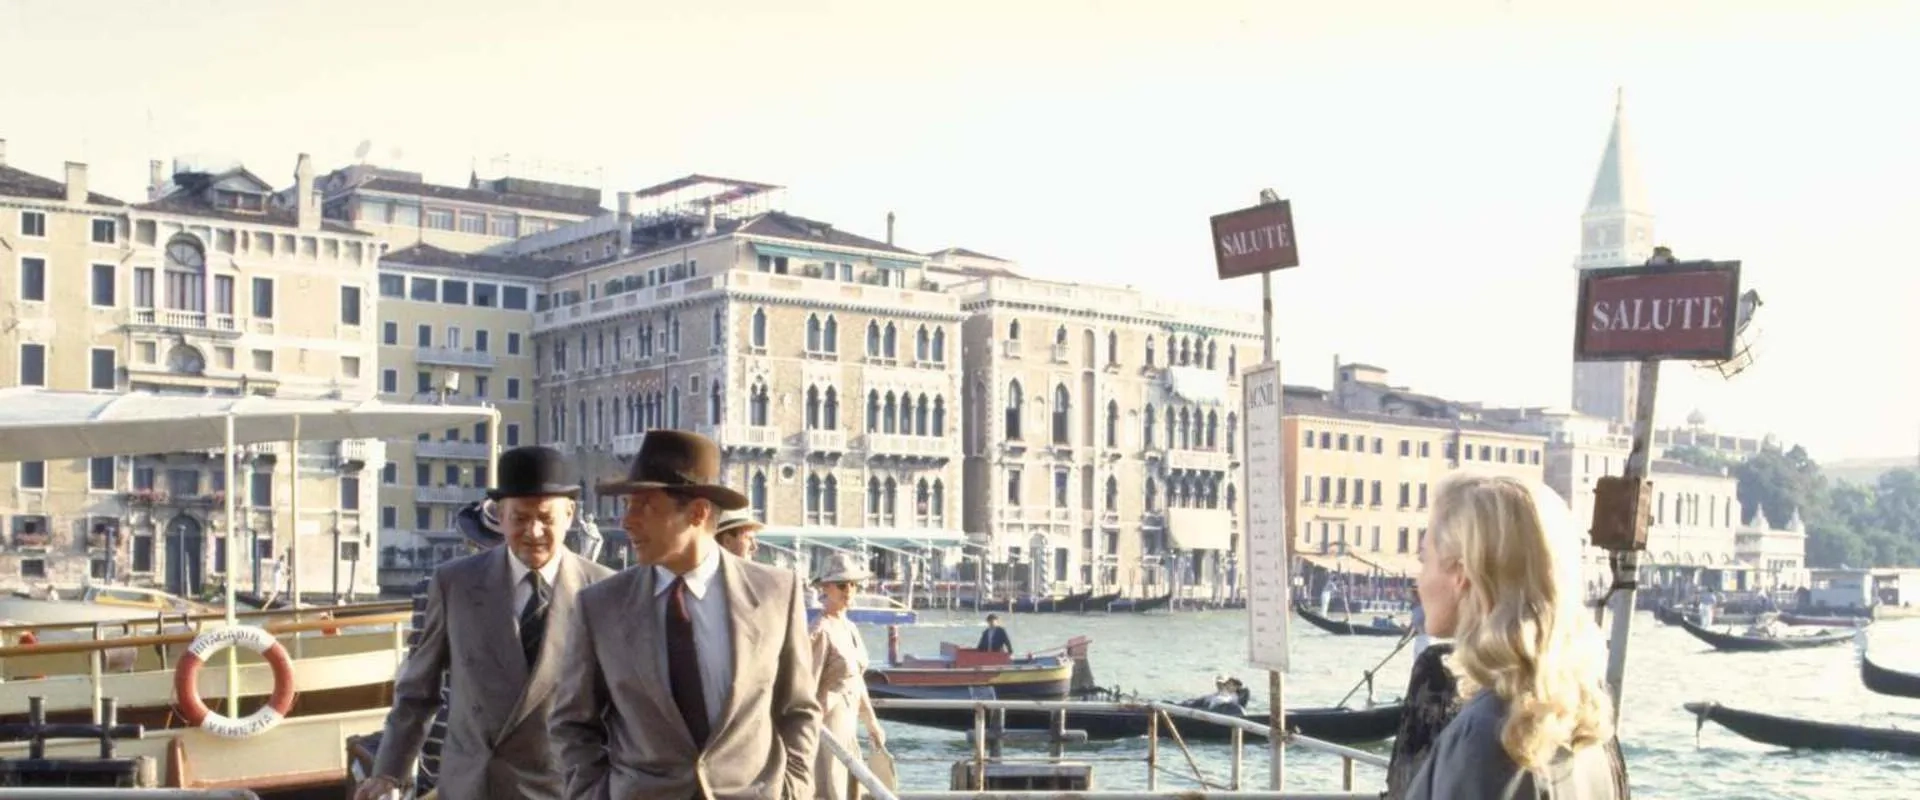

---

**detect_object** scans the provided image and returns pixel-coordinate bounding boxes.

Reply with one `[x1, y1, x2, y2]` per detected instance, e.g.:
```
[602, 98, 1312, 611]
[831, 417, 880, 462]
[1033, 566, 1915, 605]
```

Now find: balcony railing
[864, 433, 950, 458]
[1050, 343, 1071, 363]
[710, 424, 782, 448]
[339, 439, 383, 465]
[129, 308, 238, 334]
[805, 429, 847, 453]
[415, 440, 493, 460]
[995, 507, 1075, 526]
[415, 347, 497, 369]
[1167, 448, 1232, 473]
[410, 392, 493, 407]
[416, 485, 479, 505]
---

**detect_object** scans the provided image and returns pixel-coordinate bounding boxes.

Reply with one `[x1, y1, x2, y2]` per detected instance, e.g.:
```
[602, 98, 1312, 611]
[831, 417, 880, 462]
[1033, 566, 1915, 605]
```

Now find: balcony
[415, 347, 497, 369]
[805, 429, 848, 454]
[416, 485, 480, 505]
[202, 442, 284, 460]
[864, 433, 951, 461]
[1166, 449, 1232, 473]
[1001, 340, 1021, 359]
[410, 392, 493, 407]
[700, 423, 782, 452]
[612, 433, 646, 456]
[995, 507, 1076, 527]
[339, 439, 383, 467]
[1050, 343, 1071, 363]
[128, 308, 240, 337]
[416, 440, 493, 460]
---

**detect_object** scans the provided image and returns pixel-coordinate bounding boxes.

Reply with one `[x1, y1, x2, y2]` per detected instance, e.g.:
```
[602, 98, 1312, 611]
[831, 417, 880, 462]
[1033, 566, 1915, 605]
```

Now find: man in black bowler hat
[550, 430, 821, 800]
[360, 446, 616, 800]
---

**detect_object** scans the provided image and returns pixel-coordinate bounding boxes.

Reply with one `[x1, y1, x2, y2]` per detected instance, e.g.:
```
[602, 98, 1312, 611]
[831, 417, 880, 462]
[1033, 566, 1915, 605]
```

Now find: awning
[1166, 508, 1232, 550]
[1165, 366, 1229, 406]
[0, 388, 498, 462]
[754, 526, 970, 549]
[872, 258, 919, 271]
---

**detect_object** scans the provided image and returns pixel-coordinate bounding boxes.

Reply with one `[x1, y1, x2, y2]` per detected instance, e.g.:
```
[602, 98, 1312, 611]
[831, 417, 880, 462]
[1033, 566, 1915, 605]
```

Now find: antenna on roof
[354, 140, 372, 164]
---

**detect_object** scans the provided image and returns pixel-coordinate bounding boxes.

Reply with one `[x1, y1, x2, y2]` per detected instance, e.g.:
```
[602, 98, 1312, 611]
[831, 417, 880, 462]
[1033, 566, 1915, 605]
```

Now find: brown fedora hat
[597, 429, 749, 510]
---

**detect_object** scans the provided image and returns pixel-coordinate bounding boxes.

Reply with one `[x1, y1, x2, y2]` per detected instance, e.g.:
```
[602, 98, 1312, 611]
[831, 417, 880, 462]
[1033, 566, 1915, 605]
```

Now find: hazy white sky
[3, 0, 1915, 461]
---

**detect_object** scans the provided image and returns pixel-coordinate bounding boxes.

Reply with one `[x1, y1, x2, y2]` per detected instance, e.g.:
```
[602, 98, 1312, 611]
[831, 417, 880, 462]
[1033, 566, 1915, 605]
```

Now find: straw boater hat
[715, 508, 764, 538]
[812, 552, 874, 585]
[596, 430, 749, 510]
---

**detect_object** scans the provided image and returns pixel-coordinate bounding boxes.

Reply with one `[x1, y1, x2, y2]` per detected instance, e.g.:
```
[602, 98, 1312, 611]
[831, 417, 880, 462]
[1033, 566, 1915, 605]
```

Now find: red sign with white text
[1574, 261, 1741, 362]
[1210, 201, 1300, 279]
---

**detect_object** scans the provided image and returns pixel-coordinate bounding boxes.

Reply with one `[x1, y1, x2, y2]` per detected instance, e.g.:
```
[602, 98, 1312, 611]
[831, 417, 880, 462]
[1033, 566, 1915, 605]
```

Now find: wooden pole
[1603, 358, 1659, 728]
[1256, 188, 1286, 791]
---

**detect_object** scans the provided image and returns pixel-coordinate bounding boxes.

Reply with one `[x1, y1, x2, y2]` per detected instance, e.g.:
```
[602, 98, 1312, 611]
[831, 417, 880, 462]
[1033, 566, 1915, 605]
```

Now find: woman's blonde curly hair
[1428, 472, 1614, 770]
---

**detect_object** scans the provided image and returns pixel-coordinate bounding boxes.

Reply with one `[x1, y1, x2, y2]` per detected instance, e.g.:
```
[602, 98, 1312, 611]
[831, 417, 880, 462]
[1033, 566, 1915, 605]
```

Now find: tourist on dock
[1403, 473, 1626, 800]
[358, 446, 615, 800]
[715, 508, 763, 560]
[809, 552, 890, 800]
[976, 613, 1013, 653]
[550, 430, 820, 800]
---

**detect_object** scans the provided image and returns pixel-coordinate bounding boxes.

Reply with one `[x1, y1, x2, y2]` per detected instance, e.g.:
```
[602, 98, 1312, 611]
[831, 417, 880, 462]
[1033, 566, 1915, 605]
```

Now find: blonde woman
[1407, 473, 1626, 800]
[809, 553, 888, 800]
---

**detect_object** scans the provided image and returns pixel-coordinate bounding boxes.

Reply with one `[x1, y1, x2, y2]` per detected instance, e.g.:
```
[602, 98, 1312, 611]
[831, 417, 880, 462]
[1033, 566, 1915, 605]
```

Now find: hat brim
[595, 480, 749, 511]
[716, 519, 766, 536]
[813, 569, 874, 585]
[486, 483, 582, 501]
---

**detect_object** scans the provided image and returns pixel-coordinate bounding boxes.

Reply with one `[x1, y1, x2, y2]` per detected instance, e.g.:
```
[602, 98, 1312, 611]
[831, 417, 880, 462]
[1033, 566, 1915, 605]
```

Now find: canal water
[866, 609, 1920, 798]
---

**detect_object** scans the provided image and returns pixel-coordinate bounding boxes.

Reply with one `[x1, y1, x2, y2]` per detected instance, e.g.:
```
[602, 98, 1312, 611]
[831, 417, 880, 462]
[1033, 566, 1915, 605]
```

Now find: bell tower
[1572, 89, 1656, 427]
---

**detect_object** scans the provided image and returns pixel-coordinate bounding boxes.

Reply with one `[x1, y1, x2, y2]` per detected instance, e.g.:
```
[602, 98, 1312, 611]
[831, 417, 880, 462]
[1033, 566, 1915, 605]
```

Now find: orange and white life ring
[172, 625, 297, 738]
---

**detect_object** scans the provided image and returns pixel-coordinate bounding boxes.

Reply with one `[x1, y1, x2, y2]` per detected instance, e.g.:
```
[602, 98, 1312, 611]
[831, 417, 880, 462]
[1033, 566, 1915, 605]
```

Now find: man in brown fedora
[359, 446, 615, 800]
[550, 430, 820, 800]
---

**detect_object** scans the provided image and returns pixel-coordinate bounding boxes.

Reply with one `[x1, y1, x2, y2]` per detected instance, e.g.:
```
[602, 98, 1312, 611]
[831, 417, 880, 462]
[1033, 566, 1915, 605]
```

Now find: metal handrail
[0, 612, 411, 658]
[816, 724, 900, 800]
[0, 600, 413, 636]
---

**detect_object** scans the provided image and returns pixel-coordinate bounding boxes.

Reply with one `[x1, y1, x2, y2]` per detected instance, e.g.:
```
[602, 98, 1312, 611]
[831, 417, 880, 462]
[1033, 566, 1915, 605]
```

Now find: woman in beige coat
[809, 553, 888, 800]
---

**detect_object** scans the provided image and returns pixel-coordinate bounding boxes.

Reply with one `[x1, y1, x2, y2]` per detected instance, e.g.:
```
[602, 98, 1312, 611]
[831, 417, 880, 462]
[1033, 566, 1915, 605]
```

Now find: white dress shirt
[654, 546, 734, 729]
[508, 552, 563, 633]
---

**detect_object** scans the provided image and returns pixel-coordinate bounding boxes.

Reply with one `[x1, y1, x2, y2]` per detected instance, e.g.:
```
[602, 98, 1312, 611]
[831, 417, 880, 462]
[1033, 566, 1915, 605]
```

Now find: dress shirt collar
[653, 544, 722, 600]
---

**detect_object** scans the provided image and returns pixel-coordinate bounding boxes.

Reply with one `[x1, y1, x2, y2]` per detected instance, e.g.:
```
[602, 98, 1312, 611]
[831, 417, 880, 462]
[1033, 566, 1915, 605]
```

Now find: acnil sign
[1574, 261, 1742, 362]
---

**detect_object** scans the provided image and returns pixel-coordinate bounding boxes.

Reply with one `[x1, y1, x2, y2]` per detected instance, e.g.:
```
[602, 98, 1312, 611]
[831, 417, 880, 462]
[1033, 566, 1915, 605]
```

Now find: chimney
[886, 211, 896, 246]
[149, 160, 166, 200]
[64, 162, 87, 204]
[295, 153, 318, 231]
[616, 191, 633, 254]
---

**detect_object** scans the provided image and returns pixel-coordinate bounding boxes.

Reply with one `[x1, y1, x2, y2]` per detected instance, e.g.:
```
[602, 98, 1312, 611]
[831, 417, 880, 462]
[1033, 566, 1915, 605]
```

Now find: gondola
[1107, 592, 1174, 613]
[1080, 591, 1123, 613]
[1684, 701, 1920, 757]
[1296, 605, 1410, 638]
[868, 684, 1404, 745]
[1781, 611, 1867, 628]
[1675, 617, 1852, 652]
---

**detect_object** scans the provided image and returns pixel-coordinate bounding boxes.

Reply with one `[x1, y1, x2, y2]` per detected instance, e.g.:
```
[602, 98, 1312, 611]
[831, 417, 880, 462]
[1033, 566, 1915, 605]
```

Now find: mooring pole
[1603, 358, 1658, 728]
[1255, 188, 1287, 791]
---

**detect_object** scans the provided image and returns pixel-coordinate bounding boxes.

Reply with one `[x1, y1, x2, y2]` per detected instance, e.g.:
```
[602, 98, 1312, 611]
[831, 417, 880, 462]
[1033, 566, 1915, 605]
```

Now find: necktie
[666, 576, 710, 747]
[519, 571, 551, 668]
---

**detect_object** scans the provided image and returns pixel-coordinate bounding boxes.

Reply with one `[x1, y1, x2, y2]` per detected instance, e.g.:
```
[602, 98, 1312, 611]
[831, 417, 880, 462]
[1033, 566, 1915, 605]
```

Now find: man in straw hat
[359, 446, 615, 800]
[714, 508, 763, 560]
[551, 430, 820, 800]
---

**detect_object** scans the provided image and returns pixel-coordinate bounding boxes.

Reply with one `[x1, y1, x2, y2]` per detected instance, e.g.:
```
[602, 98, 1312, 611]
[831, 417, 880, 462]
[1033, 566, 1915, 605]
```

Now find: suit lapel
[713, 552, 767, 739]
[467, 548, 528, 697]
[497, 552, 577, 740]
[627, 564, 698, 751]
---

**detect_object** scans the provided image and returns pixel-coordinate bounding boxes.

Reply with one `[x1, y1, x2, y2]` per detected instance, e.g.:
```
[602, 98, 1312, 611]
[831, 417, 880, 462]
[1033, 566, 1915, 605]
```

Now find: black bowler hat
[596, 430, 748, 510]
[487, 446, 582, 500]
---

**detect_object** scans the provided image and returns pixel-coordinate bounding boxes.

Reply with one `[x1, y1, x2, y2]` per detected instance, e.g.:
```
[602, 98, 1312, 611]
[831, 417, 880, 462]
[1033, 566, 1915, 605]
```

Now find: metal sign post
[1211, 189, 1300, 789]
[1575, 249, 1744, 728]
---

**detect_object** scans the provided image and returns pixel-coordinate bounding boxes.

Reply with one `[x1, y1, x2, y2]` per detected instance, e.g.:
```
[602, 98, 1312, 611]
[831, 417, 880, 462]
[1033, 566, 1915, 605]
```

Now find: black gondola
[1685, 701, 1920, 757]
[1080, 592, 1122, 613]
[868, 685, 1403, 745]
[1675, 617, 1852, 652]
[1107, 593, 1174, 613]
[1295, 605, 1409, 638]
[1861, 653, 1920, 700]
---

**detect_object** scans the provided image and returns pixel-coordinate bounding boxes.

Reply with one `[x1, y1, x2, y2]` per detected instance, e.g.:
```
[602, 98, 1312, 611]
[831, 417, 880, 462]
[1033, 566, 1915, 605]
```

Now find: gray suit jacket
[372, 547, 615, 800]
[550, 550, 822, 800]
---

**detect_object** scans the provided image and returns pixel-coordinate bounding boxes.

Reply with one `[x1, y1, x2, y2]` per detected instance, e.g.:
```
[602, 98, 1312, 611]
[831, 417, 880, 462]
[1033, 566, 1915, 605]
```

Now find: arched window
[1227, 412, 1238, 455]
[882, 477, 898, 523]
[1206, 410, 1219, 450]
[932, 396, 947, 437]
[883, 392, 898, 434]
[916, 479, 931, 524]
[931, 479, 945, 524]
[1145, 338, 1156, 367]
[1051, 384, 1071, 445]
[1177, 407, 1190, 449]
[1005, 380, 1024, 440]
[867, 478, 883, 521]
[807, 314, 823, 352]
[709, 382, 723, 422]
[1107, 331, 1119, 365]
[163, 235, 208, 312]
[751, 308, 767, 347]
[1226, 483, 1237, 512]
[749, 381, 770, 426]
[867, 390, 881, 433]
[1164, 407, 1175, 449]
[668, 387, 680, 427]
[805, 386, 821, 429]
[897, 393, 913, 435]
[1207, 340, 1218, 370]
[823, 314, 838, 353]
[882, 323, 898, 358]
[806, 474, 822, 521]
[866, 321, 881, 356]
[1105, 476, 1118, 511]
[1142, 406, 1155, 449]
[668, 312, 680, 352]
[1228, 346, 1238, 376]
[915, 326, 930, 360]
[1145, 477, 1157, 511]
[1008, 319, 1021, 340]
[1105, 400, 1119, 448]
[915, 392, 930, 436]
[932, 328, 947, 362]
[823, 388, 840, 430]
[712, 308, 724, 343]
[750, 470, 768, 521]
[823, 475, 839, 522]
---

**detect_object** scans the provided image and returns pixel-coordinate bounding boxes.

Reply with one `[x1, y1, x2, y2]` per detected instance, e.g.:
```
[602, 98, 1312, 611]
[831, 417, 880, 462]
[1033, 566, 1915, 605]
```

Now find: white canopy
[0, 388, 498, 461]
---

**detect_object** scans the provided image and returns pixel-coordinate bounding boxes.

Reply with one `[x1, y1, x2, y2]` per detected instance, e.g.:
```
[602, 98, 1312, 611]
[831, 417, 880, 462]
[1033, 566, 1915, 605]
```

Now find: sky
[2, 0, 1916, 462]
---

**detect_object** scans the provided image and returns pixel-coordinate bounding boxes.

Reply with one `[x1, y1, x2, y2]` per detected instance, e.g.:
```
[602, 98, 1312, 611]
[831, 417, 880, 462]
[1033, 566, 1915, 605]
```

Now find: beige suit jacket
[549, 550, 821, 800]
[372, 547, 614, 800]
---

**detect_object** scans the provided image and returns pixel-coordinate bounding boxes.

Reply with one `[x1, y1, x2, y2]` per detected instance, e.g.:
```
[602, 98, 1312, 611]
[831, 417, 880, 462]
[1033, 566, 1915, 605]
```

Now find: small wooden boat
[1685, 701, 1920, 757]
[867, 685, 1405, 745]
[1296, 605, 1409, 638]
[1676, 618, 1851, 652]
[866, 637, 1090, 700]
[1857, 630, 1920, 700]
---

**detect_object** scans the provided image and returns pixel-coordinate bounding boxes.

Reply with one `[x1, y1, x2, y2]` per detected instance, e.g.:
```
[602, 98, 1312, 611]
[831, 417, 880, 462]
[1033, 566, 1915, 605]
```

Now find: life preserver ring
[172, 625, 297, 738]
